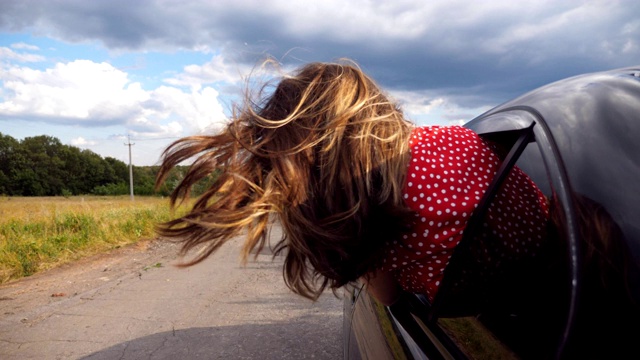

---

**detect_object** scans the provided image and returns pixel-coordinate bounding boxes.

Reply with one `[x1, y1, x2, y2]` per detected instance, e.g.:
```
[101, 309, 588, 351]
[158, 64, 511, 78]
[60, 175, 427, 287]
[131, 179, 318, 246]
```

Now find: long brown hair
[155, 60, 415, 300]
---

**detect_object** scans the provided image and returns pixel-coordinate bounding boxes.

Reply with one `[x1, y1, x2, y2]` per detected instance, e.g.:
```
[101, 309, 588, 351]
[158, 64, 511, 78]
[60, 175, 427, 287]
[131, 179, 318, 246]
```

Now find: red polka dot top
[381, 125, 549, 302]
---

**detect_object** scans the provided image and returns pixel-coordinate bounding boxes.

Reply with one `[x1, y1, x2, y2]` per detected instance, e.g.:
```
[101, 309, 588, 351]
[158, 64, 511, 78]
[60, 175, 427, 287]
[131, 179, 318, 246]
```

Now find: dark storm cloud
[2, 0, 639, 108]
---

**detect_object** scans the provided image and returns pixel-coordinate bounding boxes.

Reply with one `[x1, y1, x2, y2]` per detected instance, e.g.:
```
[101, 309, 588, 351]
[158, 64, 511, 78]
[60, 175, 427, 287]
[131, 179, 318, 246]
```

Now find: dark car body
[343, 66, 640, 359]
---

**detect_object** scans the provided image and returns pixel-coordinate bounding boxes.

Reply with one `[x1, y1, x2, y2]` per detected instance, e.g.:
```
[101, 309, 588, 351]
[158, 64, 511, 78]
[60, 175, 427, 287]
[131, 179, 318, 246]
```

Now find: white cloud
[391, 89, 491, 126]
[151, 85, 228, 133]
[164, 54, 246, 89]
[395, 92, 446, 116]
[0, 60, 145, 120]
[0, 59, 228, 137]
[268, 0, 430, 41]
[0, 47, 45, 62]
[70, 136, 96, 146]
[11, 42, 40, 51]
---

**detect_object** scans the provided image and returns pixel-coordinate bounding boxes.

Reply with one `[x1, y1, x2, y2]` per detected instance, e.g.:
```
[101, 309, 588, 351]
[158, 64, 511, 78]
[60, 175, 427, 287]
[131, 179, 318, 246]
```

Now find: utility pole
[125, 135, 135, 201]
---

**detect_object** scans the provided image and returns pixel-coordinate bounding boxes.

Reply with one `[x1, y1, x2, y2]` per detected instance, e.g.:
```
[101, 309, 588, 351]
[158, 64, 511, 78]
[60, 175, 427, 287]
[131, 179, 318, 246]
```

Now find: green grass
[0, 196, 184, 284]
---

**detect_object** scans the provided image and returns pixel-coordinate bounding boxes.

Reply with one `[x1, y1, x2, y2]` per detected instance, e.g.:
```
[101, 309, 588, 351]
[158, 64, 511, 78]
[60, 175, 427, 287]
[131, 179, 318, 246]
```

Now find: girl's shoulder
[409, 125, 480, 148]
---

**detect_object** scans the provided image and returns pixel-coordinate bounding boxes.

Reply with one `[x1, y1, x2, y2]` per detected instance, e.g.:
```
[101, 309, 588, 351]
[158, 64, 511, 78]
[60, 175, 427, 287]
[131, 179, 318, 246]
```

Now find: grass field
[0, 196, 182, 284]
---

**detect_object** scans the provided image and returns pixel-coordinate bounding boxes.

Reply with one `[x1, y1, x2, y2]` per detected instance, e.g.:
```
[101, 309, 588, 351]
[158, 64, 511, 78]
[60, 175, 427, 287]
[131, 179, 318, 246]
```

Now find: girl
[155, 60, 549, 305]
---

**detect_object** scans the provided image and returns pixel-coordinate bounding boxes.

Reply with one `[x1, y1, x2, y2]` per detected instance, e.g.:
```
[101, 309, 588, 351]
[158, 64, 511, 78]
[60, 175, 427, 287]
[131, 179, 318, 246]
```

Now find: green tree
[0, 134, 20, 194]
[0, 132, 191, 197]
[105, 157, 129, 183]
[13, 136, 65, 196]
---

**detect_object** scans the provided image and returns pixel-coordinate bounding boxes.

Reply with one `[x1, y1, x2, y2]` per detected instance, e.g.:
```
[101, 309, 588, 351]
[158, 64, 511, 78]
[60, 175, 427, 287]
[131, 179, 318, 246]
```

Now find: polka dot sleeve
[381, 125, 549, 302]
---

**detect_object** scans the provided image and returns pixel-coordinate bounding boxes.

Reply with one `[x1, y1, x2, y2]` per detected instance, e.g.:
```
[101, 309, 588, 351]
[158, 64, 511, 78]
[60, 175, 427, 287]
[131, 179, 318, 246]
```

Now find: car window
[432, 141, 571, 359]
[435, 125, 571, 359]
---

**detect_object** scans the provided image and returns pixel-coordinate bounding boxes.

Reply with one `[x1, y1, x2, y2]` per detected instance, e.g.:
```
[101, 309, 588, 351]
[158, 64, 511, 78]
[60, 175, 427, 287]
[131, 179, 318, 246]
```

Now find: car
[343, 65, 640, 359]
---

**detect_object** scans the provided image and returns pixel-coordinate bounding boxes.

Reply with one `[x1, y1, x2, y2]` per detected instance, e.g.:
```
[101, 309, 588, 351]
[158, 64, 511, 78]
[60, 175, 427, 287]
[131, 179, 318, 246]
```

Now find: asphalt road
[0, 224, 343, 359]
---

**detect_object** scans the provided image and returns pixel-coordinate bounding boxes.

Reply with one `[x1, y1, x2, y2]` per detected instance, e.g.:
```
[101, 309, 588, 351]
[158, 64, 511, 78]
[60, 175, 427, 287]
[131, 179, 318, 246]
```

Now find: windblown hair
[155, 60, 415, 300]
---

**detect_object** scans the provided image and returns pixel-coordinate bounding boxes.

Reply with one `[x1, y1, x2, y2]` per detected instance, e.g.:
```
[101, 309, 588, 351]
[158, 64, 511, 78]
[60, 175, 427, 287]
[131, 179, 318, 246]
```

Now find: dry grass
[0, 196, 182, 284]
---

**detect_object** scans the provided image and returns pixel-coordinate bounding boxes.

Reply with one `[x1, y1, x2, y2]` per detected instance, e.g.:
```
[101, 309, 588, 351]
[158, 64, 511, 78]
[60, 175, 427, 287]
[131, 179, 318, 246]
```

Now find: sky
[1, 0, 639, 166]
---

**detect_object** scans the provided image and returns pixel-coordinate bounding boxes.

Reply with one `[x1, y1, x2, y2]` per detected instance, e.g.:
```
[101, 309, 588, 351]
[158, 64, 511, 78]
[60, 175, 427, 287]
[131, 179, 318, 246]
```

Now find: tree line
[0, 133, 212, 197]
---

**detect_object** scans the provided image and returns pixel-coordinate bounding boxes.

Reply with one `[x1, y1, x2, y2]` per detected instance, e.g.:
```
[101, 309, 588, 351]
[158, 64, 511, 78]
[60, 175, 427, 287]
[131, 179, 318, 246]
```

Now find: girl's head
[156, 60, 414, 300]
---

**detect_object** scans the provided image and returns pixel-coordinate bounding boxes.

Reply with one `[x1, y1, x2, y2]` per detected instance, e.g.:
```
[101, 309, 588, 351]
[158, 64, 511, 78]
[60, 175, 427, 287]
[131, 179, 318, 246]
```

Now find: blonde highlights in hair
[155, 60, 414, 300]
